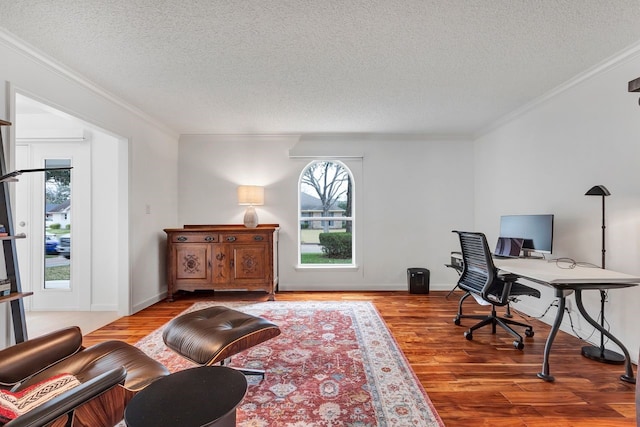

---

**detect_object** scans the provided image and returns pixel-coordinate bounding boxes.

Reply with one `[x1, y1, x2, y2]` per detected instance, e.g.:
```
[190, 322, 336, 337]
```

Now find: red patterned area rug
[134, 301, 444, 427]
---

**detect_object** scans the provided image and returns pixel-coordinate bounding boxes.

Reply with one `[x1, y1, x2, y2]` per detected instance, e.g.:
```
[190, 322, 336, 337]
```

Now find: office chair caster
[513, 341, 524, 350]
[454, 317, 461, 325]
[464, 331, 473, 340]
[525, 328, 534, 337]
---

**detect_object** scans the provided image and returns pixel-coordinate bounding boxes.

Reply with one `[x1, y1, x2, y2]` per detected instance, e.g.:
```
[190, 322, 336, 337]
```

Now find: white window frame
[297, 160, 356, 269]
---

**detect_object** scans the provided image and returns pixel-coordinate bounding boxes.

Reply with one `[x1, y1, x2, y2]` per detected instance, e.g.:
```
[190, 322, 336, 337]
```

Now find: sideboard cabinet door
[173, 243, 211, 283]
[232, 244, 269, 282]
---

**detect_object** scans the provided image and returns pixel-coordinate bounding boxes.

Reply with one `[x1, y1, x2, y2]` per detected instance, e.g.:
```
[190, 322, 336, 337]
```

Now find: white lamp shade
[237, 185, 264, 206]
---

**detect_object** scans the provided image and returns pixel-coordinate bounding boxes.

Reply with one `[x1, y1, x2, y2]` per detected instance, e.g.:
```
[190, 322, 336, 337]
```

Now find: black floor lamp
[582, 185, 625, 364]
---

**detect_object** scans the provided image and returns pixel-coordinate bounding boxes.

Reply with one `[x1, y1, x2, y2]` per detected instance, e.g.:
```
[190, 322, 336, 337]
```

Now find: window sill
[294, 264, 360, 272]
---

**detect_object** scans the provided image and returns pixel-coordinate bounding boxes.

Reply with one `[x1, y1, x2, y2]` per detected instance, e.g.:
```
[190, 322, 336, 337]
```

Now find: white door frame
[16, 140, 91, 311]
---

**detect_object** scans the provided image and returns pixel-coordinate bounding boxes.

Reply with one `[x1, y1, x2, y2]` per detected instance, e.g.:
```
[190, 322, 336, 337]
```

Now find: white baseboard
[132, 292, 167, 314]
[90, 304, 118, 311]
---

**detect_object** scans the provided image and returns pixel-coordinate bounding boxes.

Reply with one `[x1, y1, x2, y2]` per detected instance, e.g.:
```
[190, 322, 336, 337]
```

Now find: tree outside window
[299, 161, 354, 265]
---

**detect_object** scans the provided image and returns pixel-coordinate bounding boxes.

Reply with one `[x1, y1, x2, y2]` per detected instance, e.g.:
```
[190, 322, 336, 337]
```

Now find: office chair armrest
[4, 367, 127, 427]
[498, 273, 519, 283]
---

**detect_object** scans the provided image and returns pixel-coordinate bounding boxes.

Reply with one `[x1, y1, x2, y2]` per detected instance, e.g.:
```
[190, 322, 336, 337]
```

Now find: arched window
[298, 160, 354, 266]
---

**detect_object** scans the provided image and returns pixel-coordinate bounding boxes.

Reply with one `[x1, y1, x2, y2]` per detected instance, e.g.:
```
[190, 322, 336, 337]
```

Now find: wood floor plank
[521, 418, 636, 427]
[83, 290, 637, 426]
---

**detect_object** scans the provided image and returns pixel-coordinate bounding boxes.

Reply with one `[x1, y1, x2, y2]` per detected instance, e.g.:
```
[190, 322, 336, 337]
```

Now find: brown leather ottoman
[162, 306, 281, 377]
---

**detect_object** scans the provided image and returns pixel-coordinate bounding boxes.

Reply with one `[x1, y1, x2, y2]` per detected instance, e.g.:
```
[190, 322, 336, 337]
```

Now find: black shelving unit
[0, 119, 30, 343]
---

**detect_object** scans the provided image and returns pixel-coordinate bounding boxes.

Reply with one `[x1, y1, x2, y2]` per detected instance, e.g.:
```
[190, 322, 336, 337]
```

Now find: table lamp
[582, 185, 625, 364]
[237, 185, 264, 228]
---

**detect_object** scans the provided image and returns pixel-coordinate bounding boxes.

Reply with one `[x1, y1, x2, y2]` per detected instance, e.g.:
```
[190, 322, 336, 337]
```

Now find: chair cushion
[162, 306, 281, 365]
[18, 341, 169, 393]
[510, 282, 541, 298]
[0, 327, 82, 387]
[0, 374, 80, 424]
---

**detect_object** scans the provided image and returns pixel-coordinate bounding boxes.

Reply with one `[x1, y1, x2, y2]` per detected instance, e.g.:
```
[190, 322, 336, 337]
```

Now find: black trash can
[407, 268, 430, 294]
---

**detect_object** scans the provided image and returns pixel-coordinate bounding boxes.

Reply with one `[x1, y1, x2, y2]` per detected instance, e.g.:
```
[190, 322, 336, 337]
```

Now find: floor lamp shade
[585, 185, 611, 197]
[237, 186, 264, 228]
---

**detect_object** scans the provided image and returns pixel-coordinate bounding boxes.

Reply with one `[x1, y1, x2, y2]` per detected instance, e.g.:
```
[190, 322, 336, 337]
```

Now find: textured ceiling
[1, 1, 640, 136]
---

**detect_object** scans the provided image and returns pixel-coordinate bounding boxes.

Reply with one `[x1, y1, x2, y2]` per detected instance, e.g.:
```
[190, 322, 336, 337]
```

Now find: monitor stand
[521, 250, 544, 259]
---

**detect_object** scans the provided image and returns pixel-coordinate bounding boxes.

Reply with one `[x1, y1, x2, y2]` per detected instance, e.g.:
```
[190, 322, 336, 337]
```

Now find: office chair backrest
[453, 230, 508, 305]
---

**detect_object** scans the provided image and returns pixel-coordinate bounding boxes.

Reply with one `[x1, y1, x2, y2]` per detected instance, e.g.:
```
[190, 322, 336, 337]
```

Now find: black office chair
[452, 230, 540, 349]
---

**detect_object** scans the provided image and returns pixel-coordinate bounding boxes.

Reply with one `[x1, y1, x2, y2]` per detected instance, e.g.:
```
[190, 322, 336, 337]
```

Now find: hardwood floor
[83, 290, 638, 426]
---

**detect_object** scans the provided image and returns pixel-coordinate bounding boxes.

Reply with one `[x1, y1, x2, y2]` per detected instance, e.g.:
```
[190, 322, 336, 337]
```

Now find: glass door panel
[44, 159, 71, 290]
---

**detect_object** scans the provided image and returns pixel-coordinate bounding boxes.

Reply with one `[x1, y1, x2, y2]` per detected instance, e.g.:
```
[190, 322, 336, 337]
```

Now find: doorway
[10, 91, 128, 334]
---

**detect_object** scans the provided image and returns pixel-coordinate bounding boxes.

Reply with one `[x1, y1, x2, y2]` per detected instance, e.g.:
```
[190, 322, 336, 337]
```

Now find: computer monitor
[499, 214, 554, 257]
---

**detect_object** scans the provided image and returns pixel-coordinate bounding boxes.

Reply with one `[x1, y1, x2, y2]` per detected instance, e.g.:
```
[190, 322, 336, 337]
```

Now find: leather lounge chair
[0, 326, 169, 427]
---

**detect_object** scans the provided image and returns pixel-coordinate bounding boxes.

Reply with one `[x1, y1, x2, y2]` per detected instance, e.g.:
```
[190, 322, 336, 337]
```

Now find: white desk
[494, 258, 639, 383]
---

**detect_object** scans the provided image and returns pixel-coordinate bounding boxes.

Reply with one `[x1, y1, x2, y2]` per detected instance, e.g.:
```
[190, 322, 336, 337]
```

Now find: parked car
[45, 234, 59, 255]
[56, 234, 71, 259]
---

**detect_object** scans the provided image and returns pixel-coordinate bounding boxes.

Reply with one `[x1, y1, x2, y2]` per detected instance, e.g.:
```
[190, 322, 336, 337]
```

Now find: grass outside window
[45, 265, 70, 281]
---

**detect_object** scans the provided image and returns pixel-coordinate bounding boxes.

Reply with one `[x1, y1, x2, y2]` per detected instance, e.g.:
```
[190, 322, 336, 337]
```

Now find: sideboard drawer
[219, 233, 268, 244]
[171, 233, 218, 243]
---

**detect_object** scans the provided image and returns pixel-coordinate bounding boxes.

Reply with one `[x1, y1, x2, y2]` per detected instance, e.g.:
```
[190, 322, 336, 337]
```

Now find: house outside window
[298, 160, 354, 266]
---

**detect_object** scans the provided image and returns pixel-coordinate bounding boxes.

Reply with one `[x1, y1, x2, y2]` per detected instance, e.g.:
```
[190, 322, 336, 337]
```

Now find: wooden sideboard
[164, 224, 279, 301]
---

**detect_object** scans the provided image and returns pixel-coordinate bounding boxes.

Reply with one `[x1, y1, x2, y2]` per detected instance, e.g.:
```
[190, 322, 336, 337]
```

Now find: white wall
[90, 130, 120, 309]
[178, 134, 475, 291]
[474, 49, 640, 362]
[0, 36, 180, 324]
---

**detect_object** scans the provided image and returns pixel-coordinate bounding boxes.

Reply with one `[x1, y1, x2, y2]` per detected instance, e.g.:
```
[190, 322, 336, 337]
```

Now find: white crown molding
[476, 40, 640, 139]
[0, 28, 179, 139]
[298, 132, 472, 142]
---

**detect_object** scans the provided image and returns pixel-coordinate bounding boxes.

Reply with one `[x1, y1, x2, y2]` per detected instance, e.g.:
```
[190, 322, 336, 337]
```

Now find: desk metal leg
[574, 290, 635, 384]
[445, 263, 462, 299]
[537, 290, 566, 382]
[446, 284, 459, 299]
